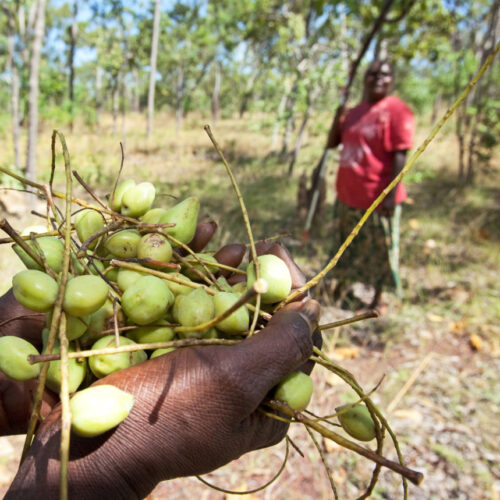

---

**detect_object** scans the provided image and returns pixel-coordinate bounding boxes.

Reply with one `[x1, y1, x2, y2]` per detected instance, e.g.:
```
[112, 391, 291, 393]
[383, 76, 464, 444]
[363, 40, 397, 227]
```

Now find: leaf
[469, 334, 483, 351]
[427, 313, 444, 322]
[331, 346, 360, 360]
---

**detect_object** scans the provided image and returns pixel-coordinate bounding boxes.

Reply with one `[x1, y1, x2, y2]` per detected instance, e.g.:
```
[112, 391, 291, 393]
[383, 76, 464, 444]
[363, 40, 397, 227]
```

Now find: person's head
[364, 60, 394, 103]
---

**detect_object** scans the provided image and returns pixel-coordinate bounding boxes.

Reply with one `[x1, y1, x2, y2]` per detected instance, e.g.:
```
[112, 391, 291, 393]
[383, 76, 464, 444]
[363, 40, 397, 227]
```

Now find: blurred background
[0, 1, 499, 498]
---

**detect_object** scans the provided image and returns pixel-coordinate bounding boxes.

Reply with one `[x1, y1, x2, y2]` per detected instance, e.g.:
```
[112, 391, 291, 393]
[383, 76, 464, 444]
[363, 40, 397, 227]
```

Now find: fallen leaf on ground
[469, 334, 483, 351]
[331, 346, 360, 360]
[408, 218, 419, 229]
[427, 313, 444, 322]
[323, 437, 341, 454]
[448, 319, 467, 335]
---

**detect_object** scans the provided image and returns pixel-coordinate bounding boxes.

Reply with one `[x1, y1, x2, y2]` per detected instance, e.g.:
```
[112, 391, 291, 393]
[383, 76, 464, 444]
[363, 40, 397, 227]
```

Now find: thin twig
[319, 310, 379, 331]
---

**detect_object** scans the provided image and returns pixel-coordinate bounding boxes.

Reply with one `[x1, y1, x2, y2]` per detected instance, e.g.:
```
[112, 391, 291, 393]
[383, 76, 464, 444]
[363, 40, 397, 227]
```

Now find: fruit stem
[267, 401, 424, 486]
[318, 310, 378, 331]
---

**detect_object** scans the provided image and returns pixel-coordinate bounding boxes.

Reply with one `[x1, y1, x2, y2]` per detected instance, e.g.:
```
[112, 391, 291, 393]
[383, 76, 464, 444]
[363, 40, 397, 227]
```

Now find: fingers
[213, 243, 246, 278]
[0, 289, 45, 349]
[188, 221, 217, 253]
[221, 300, 320, 411]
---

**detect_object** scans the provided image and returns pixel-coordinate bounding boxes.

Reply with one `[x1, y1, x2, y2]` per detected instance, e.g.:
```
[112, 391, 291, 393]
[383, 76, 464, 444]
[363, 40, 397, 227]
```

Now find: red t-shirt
[336, 95, 415, 209]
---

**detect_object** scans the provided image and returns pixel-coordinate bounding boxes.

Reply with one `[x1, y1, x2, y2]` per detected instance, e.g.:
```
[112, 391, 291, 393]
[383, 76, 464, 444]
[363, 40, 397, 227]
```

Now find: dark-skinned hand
[2, 223, 321, 500]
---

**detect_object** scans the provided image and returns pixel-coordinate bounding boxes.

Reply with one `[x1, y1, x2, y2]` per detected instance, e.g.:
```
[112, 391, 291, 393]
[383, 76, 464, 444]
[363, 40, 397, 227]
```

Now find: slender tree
[26, 0, 47, 185]
[147, 0, 161, 138]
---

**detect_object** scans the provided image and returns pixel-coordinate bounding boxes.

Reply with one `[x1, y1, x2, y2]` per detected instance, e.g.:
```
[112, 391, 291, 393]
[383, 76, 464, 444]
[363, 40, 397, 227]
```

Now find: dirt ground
[0, 115, 499, 499]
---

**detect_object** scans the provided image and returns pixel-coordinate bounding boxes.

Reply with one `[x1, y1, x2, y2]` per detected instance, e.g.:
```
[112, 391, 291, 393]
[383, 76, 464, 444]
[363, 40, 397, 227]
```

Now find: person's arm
[326, 104, 347, 149]
[380, 150, 407, 218]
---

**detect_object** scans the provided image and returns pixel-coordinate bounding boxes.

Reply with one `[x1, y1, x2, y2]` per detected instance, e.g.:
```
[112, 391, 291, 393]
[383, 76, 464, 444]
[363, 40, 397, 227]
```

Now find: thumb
[222, 300, 320, 409]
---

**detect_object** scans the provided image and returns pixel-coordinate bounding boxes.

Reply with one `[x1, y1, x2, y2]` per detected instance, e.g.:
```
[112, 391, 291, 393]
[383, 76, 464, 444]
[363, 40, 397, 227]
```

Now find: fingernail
[299, 301, 320, 331]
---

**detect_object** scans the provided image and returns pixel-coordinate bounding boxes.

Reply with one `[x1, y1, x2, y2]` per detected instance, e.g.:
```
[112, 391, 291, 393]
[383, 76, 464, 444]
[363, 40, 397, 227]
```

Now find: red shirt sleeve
[384, 97, 415, 152]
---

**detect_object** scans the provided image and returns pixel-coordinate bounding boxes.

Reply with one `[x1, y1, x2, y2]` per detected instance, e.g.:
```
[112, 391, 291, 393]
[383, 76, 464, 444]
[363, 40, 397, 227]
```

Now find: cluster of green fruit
[0, 178, 320, 437]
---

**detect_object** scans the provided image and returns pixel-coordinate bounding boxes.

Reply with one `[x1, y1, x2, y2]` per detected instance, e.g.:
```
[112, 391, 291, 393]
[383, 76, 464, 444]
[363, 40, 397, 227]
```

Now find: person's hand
[380, 193, 396, 218]
[6, 299, 320, 500]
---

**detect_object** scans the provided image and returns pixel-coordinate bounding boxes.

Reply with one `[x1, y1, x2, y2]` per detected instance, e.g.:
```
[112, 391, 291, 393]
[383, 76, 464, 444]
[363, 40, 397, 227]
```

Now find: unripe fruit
[137, 233, 172, 265]
[121, 182, 156, 217]
[246, 254, 292, 304]
[46, 343, 87, 394]
[12, 270, 58, 312]
[141, 208, 168, 224]
[88, 336, 147, 378]
[63, 275, 109, 317]
[47, 310, 88, 341]
[164, 272, 194, 296]
[150, 347, 176, 359]
[336, 404, 376, 441]
[183, 253, 218, 280]
[74, 209, 105, 249]
[121, 275, 174, 325]
[126, 323, 175, 344]
[79, 299, 116, 346]
[110, 179, 135, 212]
[104, 230, 142, 259]
[231, 281, 247, 294]
[159, 197, 200, 246]
[89, 259, 105, 276]
[176, 287, 214, 328]
[13, 236, 64, 273]
[117, 269, 146, 292]
[70, 385, 134, 437]
[0, 336, 41, 381]
[213, 292, 249, 335]
[274, 371, 314, 411]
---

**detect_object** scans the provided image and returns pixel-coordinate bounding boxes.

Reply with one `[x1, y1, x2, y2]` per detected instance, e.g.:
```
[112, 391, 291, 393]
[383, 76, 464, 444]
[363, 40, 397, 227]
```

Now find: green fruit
[213, 292, 249, 335]
[45, 343, 87, 394]
[47, 310, 88, 341]
[159, 197, 199, 246]
[164, 272, 195, 296]
[105, 266, 119, 282]
[137, 233, 172, 265]
[104, 230, 141, 258]
[79, 299, 115, 346]
[121, 182, 156, 218]
[12, 270, 58, 312]
[13, 236, 64, 273]
[88, 336, 147, 378]
[183, 253, 218, 281]
[70, 385, 135, 437]
[336, 404, 377, 441]
[110, 179, 135, 212]
[116, 269, 146, 292]
[63, 275, 109, 317]
[231, 281, 247, 294]
[141, 208, 168, 224]
[176, 287, 214, 328]
[246, 254, 292, 304]
[126, 323, 175, 344]
[121, 275, 174, 325]
[274, 371, 314, 411]
[74, 209, 105, 249]
[0, 336, 41, 381]
[88, 259, 105, 276]
[150, 347, 176, 359]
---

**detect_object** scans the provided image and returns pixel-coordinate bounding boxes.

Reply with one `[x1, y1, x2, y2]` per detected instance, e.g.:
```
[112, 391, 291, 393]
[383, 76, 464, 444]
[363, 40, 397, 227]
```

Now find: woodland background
[0, 1, 499, 499]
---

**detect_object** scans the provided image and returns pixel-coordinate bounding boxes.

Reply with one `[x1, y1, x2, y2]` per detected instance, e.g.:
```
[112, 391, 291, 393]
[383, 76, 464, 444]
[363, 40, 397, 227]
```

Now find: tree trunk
[120, 74, 127, 145]
[147, 0, 161, 138]
[68, 0, 78, 130]
[211, 62, 221, 123]
[175, 66, 185, 132]
[5, 7, 21, 169]
[271, 81, 291, 150]
[239, 70, 259, 118]
[112, 75, 119, 136]
[26, 0, 47, 186]
[279, 81, 298, 159]
[431, 94, 441, 124]
[95, 65, 102, 127]
[132, 66, 140, 112]
[288, 85, 319, 176]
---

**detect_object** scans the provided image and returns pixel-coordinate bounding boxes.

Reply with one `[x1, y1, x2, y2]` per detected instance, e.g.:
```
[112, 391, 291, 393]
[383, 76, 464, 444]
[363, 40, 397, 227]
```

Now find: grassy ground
[0, 112, 499, 499]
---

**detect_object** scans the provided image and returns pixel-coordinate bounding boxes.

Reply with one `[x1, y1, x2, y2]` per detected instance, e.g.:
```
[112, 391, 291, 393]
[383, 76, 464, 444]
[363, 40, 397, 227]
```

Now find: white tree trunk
[211, 62, 221, 123]
[6, 10, 21, 169]
[147, 0, 161, 138]
[26, 0, 47, 185]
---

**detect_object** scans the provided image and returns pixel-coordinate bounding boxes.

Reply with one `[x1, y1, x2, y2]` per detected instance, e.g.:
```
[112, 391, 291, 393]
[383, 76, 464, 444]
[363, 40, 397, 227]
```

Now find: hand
[380, 193, 396, 218]
[6, 299, 320, 500]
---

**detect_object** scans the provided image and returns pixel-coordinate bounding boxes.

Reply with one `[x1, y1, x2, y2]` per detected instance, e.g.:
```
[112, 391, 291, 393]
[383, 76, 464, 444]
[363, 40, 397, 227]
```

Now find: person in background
[324, 59, 415, 313]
